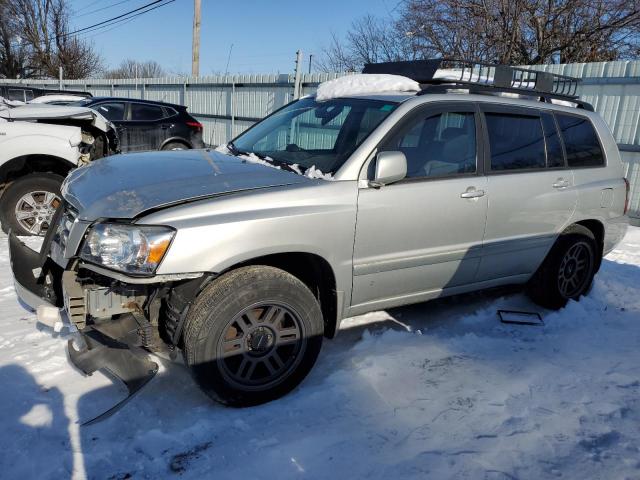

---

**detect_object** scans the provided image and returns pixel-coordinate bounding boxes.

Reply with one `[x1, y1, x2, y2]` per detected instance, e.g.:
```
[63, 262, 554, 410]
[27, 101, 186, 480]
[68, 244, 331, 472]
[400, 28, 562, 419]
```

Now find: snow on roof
[315, 74, 420, 101]
[28, 94, 86, 104]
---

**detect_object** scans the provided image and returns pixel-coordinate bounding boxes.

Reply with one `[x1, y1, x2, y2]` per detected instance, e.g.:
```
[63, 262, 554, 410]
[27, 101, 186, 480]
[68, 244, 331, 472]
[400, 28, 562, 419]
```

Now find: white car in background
[0, 102, 119, 235]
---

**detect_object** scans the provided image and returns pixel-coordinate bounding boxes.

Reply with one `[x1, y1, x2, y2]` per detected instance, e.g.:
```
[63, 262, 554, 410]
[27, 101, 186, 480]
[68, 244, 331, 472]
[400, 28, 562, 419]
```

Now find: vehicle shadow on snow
[0, 364, 72, 479]
[73, 258, 639, 478]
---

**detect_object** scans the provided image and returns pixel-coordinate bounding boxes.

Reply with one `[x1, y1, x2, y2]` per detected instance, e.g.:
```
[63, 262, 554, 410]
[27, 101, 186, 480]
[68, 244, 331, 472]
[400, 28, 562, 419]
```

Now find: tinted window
[131, 103, 164, 121]
[7, 89, 24, 102]
[556, 114, 604, 167]
[486, 113, 545, 171]
[541, 112, 564, 168]
[94, 102, 125, 121]
[24, 90, 34, 101]
[382, 110, 476, 178]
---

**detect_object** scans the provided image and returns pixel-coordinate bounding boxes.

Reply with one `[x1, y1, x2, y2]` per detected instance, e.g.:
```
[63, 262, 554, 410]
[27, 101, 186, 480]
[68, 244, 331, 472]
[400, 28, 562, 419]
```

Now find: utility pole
[192, 0, 201, 77]
[308, 54, 313, 74]
[293, 50, 303, 99]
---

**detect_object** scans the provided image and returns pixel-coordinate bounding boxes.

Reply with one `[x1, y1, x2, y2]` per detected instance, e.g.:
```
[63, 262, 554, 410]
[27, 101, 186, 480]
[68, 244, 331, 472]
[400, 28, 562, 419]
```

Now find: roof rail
[362, 58, 592, 109]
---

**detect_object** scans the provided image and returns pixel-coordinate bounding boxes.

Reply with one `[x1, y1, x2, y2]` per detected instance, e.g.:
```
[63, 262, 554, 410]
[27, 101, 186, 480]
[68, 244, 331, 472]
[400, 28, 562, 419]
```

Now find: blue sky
[68, 0, 397, 75]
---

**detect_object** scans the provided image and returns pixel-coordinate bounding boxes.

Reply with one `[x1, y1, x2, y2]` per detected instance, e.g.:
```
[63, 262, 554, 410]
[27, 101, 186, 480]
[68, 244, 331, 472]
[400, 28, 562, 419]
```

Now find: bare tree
[401, 0, 640, 64]
[0, 0, 102, 79]
[0, 2, 23, 77]
[103, 59, 167, 79]
[321, 0, 640, 71]
[317, 14, 419, 72]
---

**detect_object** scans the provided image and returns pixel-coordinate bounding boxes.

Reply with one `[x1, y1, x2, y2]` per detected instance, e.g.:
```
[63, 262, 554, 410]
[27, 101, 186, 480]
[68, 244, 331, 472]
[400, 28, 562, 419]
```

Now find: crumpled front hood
[62, 149, 311, 220]
[0, 104, 112, 132]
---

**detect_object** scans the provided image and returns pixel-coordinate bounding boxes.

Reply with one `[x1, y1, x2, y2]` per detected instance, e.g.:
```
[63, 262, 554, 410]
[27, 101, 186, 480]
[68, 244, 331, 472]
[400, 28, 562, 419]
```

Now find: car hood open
[0, 103, 112, 132]
[62, 149, 312, 220]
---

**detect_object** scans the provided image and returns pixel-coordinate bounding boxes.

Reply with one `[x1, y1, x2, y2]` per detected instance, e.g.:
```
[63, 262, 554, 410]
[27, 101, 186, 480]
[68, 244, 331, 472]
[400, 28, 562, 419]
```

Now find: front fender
[140, 181, 359, 303]
[0, 124, 81, 167]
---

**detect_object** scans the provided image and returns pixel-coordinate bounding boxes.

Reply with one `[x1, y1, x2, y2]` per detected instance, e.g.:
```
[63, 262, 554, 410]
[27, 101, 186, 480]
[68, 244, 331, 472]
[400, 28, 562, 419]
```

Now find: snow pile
[2, 228, 640, 479]
[433, 68, 493, 83]
[237, 152, 281, 170]
[303, 165, 333, 180]
[315, 74, 421, 101]
[0, 96, 25, 109]
[218, 145, 335, 180]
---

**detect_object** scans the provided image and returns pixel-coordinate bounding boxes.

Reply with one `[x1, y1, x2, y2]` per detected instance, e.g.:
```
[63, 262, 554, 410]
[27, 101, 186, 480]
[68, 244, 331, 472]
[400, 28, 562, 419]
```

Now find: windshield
[231, 97, 398, 175]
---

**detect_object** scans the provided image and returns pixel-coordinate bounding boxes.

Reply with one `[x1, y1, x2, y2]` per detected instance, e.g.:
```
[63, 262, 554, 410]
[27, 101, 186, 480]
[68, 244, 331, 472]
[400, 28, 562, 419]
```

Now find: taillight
[186, 121, 203, 133]
[624, 177, 630, 215]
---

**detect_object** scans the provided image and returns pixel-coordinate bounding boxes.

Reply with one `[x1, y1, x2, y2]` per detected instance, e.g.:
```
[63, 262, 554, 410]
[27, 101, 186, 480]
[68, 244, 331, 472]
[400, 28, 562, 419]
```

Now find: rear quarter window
[556, 113, 605, 167]
[131, 103, 165, 121]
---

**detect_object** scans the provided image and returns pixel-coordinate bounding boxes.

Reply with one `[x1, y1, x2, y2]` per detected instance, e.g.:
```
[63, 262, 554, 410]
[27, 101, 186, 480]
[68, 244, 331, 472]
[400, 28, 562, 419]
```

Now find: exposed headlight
[80, 223, 175, 275]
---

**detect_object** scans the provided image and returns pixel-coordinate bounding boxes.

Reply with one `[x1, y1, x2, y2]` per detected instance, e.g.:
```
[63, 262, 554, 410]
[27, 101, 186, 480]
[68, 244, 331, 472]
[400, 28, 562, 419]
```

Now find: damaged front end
[9, 205, 203, 424]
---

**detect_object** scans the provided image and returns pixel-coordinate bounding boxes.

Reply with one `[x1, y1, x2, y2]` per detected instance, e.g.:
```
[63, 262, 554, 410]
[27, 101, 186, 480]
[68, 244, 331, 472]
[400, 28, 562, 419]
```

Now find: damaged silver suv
[9, 60, 629, 411]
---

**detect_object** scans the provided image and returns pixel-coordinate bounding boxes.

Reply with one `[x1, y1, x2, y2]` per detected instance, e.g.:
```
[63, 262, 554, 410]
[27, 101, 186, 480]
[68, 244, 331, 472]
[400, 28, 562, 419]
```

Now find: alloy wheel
[14, 190, 60, 236]
[557, 241, 593, 298]
[216, 302, 306, 391]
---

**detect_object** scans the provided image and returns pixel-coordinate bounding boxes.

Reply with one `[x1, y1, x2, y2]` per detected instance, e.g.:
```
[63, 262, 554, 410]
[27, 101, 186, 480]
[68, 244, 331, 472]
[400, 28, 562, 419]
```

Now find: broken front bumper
[9, 230, 158, 423]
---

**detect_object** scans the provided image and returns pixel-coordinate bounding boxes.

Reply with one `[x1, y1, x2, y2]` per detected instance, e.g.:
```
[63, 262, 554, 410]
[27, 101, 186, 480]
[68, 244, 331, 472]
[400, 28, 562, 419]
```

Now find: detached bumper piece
[69, 314, 159, 426]
[9, 232, 62, 309]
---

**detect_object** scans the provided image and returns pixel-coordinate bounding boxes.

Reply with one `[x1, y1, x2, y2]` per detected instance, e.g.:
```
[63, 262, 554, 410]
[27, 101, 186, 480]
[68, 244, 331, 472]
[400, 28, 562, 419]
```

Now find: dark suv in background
[71, 97, 205, 152]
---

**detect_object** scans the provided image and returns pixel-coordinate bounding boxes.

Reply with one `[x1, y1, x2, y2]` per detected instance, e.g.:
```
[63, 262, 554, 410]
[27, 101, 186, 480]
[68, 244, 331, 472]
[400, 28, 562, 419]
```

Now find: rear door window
[94, 102, 126, 121]
[556, 114, 605, 167]
[130, 103, 165, 121]
[485, 112, 545, 171]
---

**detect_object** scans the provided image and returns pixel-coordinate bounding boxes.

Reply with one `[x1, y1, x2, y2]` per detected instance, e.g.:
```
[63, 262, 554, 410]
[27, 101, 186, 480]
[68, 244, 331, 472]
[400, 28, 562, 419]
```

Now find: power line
[75, 0, 139, 19]
[64, 0, 170, 38]
[10, 0, 174, 48]
[76, 1, 175, 38]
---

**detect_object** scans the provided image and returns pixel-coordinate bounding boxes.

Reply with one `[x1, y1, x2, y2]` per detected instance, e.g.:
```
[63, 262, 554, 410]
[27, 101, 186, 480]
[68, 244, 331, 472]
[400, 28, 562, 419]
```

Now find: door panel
[352, 176, 488, 308]
[477, 170, 576, 280]
[351, 103, 488, 310]
[126, 103, 167, 151]
[475, 106, 577, 281]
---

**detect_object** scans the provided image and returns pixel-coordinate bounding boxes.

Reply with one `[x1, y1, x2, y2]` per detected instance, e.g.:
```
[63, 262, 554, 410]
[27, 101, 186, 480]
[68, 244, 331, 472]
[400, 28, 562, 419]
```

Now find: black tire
[162, 141, 189, 151]
[527, 224, 599, 310]
[0, 173, 64, 236]
[182, 265, 324, 407]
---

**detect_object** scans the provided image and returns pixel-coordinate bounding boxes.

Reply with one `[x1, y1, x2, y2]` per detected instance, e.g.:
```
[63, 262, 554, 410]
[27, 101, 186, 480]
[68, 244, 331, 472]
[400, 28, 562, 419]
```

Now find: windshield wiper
[227, 142, 299, 174]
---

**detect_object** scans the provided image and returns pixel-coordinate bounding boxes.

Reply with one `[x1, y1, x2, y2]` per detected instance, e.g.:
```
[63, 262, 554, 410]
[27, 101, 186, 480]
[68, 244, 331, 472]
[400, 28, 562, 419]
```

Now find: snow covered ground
[1, 228, 639, 480]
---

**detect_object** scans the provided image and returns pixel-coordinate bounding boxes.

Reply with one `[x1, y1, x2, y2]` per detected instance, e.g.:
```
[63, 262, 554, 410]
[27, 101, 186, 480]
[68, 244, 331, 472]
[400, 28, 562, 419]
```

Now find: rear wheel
[162, 141, 189, 151]
[182, 265, 324, 406]
[527, 224, 598, 309]
[0, 173, 63, 236]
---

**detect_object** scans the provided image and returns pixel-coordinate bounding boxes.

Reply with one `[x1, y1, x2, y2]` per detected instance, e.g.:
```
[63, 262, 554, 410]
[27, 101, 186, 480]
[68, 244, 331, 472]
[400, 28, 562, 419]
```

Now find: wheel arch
[0, 155, 74, 190]
[571, 219, 605, 271]
[222, 252, 339, 339]
[160, 137, 192, 150]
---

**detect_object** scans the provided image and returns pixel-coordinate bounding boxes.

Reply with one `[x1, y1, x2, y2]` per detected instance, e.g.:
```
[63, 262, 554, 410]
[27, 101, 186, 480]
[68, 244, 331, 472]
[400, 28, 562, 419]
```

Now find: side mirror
[371, 151, 407, 187]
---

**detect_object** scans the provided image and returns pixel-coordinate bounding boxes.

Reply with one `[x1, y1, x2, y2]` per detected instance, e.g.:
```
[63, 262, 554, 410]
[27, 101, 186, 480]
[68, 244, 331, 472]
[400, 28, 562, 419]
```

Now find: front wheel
[527, 224, 598, 310]
[0, 173, 63, 236]
[182, 266, 324, 406]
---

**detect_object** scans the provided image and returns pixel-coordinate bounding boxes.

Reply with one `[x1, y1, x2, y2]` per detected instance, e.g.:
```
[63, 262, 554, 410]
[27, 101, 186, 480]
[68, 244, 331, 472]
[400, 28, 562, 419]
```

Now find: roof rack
[362, 58, 593, 110]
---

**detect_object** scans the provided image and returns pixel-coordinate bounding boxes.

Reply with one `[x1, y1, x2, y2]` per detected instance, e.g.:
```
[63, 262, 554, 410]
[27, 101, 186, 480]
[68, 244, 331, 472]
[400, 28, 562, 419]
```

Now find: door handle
[460, 188, 485, 199]
[160, 124, 172, 130]
[552, 179, 570, 189]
